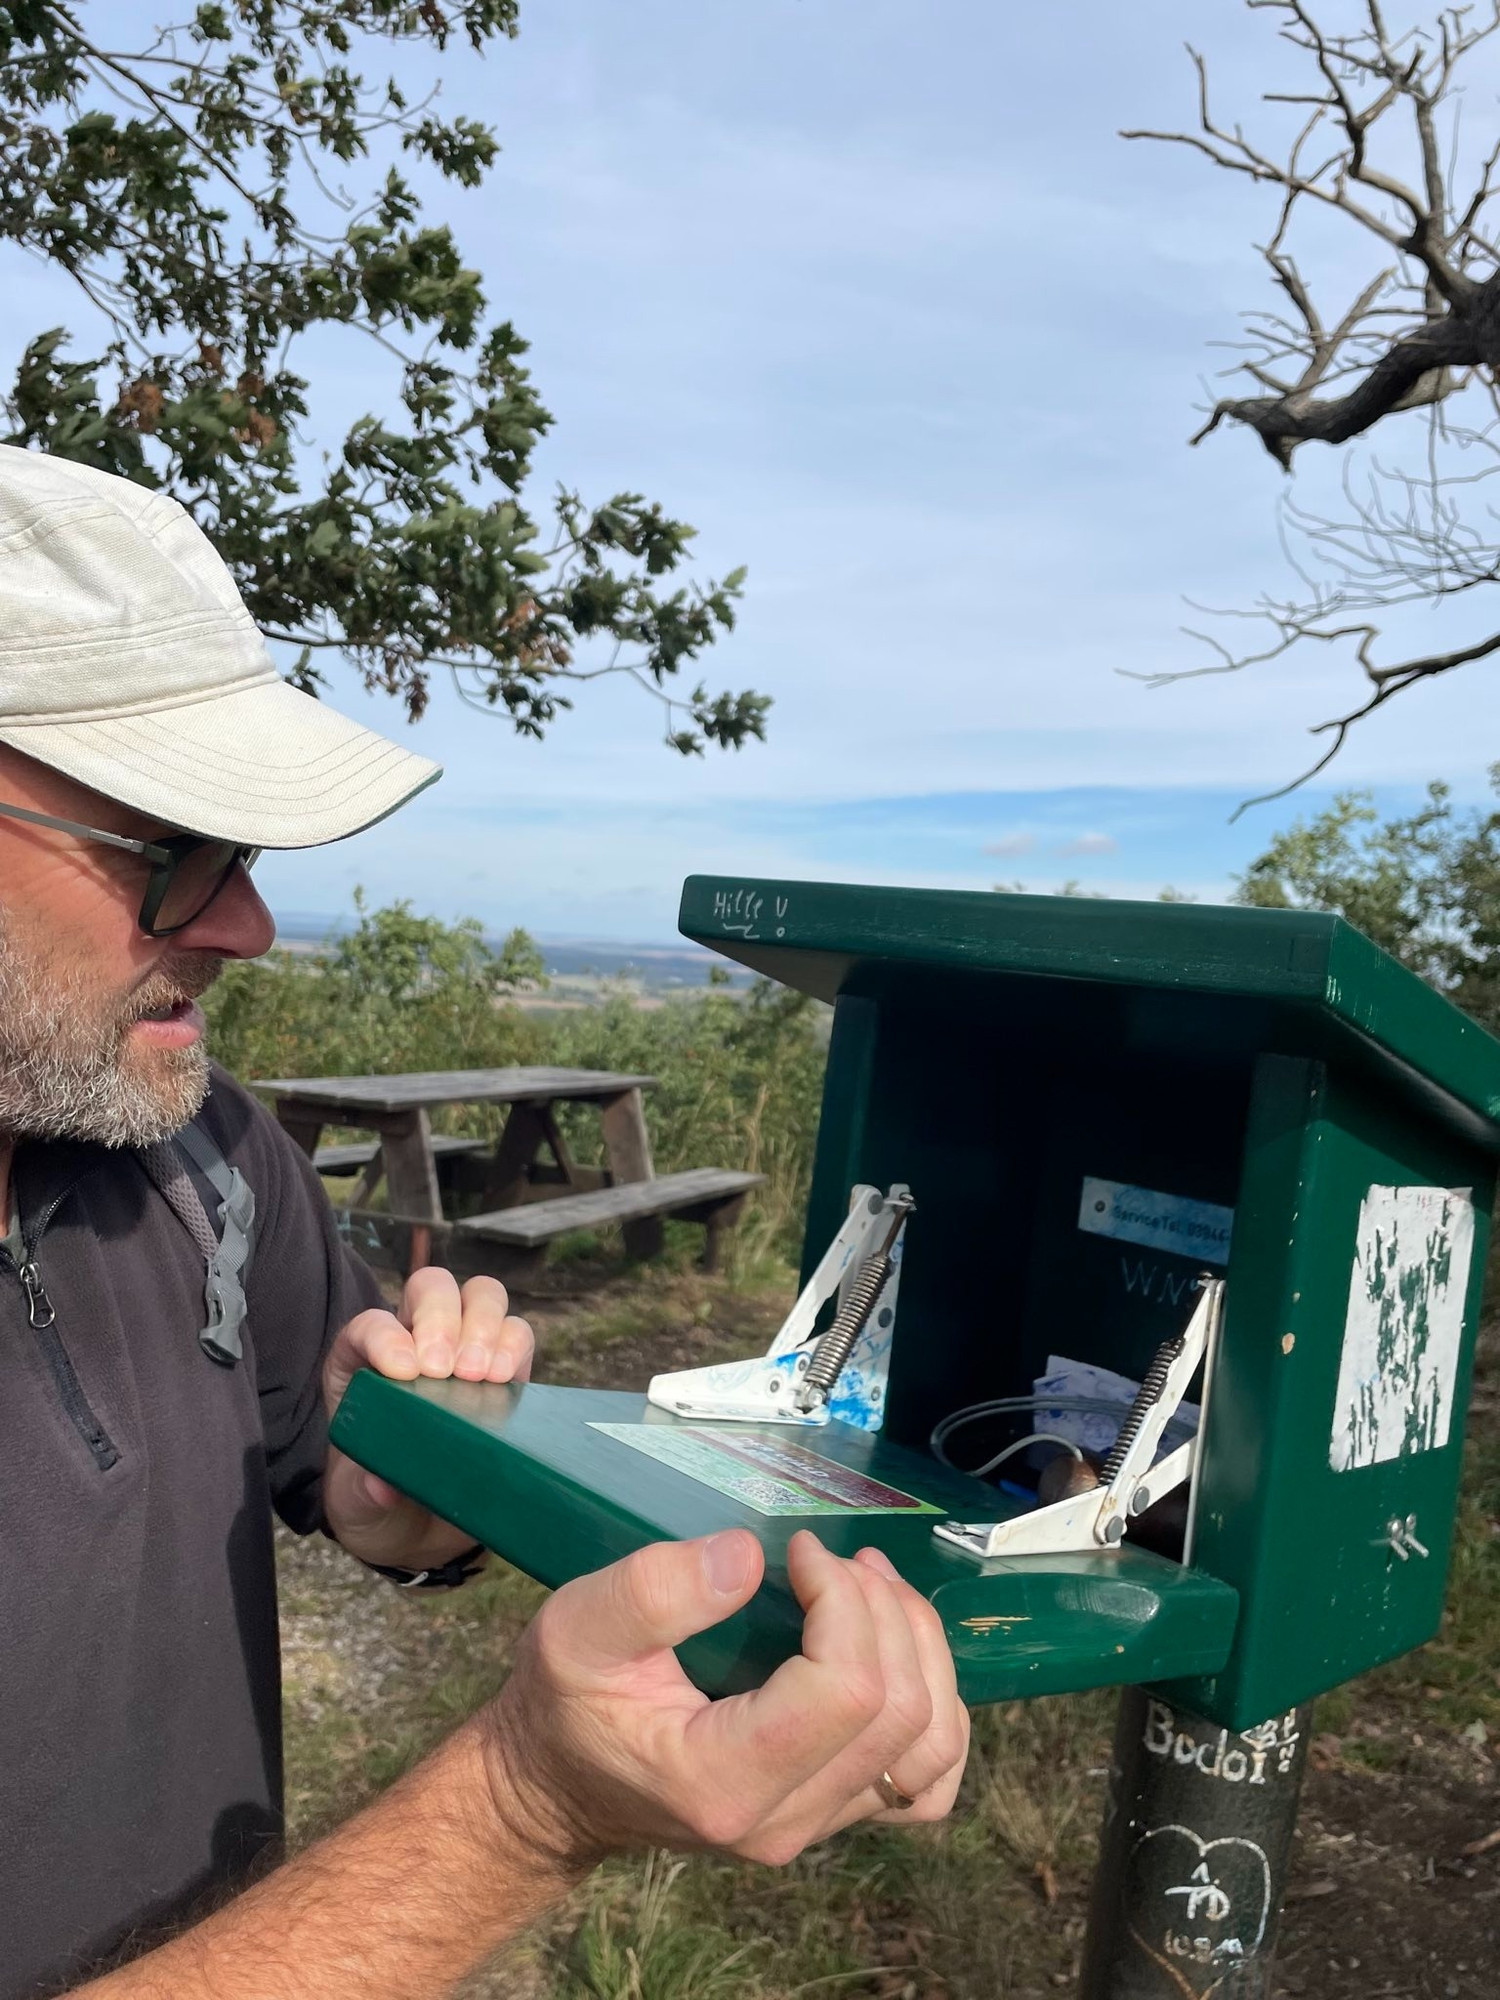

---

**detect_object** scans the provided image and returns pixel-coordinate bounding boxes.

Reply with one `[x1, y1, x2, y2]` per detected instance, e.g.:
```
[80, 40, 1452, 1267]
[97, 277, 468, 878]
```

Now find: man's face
[0, 746, 275, 1147]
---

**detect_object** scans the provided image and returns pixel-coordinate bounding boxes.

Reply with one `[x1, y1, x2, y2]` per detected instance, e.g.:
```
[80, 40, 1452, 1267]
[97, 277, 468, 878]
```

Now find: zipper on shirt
[1, 1175, 119, 1472]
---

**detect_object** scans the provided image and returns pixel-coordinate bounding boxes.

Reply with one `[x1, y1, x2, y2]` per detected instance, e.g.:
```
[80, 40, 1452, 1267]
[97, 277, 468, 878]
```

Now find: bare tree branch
[1128, 1, 1500, 799]
[1231, 619, 1500, 813]
[1126, 3, 1500, 467]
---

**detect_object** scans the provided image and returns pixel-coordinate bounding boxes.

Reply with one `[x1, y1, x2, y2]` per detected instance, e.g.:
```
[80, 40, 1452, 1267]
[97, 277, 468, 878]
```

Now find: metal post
[1079, 1687, 1314, 1999]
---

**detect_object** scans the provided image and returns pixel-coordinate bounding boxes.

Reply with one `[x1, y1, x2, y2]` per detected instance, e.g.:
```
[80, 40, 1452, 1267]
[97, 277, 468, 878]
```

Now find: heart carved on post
[1124, 1822, 1273, 1999]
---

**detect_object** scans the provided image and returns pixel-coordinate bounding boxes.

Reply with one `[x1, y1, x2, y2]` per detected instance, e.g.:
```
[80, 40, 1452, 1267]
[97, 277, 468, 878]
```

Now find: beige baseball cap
[0, 444, 440, 846]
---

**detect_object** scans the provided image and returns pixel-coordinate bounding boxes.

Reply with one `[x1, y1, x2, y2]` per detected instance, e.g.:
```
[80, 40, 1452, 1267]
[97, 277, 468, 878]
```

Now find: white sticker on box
[1330, 1185, 1475, 1473]
[1078, 1176, 1234, 1266]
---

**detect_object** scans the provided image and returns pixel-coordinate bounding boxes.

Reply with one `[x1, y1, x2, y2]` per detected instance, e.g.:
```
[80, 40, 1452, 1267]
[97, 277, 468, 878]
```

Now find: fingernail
[859, 1546, 901, 1581]
[417, 1343, 453, 1375]
[455, 1343, 489, 1376]
[703, 1530, 754, 1595]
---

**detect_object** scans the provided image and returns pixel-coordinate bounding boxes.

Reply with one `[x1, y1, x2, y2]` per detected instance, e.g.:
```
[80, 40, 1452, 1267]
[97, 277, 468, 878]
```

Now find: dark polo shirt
[0, 1067, 381, 1997]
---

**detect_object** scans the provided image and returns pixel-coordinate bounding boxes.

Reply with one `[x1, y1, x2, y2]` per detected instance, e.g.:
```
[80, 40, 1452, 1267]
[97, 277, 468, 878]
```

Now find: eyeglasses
[0, 799, 260, 938]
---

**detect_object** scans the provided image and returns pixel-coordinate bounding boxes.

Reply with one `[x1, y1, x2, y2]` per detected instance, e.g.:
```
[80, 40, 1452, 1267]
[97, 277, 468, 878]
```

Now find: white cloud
[17, 0, 1499, 941]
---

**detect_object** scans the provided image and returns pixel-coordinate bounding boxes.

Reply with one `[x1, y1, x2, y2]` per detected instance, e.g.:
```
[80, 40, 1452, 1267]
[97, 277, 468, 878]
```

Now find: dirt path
[1277, 1751, 1498, 1997]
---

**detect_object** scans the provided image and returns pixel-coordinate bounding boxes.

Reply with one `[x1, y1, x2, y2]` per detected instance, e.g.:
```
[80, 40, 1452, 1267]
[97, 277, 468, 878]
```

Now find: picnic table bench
[256, 1067, 763, 1285]
[460, 1167, 764, 1276]
[313, 1132, 487, 1177]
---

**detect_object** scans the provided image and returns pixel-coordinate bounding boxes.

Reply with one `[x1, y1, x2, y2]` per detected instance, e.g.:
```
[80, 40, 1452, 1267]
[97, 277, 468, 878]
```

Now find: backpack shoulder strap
[138, 1118, 256, 1367]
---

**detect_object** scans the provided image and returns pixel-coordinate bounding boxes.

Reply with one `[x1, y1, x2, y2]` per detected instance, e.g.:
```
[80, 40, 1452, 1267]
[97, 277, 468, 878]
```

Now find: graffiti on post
[1126, 1823, 1272, 1998]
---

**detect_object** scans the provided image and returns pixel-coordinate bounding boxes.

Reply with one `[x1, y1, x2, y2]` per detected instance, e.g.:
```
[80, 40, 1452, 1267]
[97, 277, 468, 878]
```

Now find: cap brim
[0, 676, 440, 847]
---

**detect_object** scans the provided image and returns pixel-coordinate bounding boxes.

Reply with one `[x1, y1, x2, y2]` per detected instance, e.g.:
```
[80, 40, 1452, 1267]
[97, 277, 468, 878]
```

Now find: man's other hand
[485, 1528, 970, 1870]
[321, 1268, 534, 1571]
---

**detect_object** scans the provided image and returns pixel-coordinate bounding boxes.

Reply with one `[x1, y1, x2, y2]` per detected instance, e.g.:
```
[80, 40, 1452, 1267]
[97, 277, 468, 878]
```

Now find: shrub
[546, 971, 827, 1265]
[204, 892, 547, 1085]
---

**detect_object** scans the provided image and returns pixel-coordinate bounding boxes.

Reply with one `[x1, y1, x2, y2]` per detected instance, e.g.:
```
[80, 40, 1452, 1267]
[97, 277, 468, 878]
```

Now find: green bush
[545, 971, 828, 1265]
[206, 892, 548, 1084]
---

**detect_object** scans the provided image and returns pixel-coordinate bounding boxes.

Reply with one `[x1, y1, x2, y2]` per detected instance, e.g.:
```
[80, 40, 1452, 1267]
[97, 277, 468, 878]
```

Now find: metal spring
[797, 1253, 894, 1407]
[1099, 1334, 1185, 1486]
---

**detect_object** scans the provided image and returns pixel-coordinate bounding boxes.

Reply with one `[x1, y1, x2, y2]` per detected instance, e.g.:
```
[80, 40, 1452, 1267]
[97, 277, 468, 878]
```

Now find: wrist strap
[364, 1542, 487, 1591]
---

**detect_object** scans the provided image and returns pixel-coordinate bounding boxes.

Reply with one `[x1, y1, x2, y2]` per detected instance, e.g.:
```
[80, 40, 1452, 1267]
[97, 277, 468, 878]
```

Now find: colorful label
[589, 1423, 941, 1517]
[1078, 1176, 1234, 1266]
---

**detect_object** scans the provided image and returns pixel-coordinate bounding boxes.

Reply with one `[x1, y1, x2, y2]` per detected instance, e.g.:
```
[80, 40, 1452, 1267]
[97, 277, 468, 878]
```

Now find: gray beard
[0, 922, 214, 1149]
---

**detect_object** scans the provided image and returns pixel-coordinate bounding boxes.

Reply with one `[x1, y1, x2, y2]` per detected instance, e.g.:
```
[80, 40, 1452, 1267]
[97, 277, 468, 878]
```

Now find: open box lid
[678, 878, 1500, 1149]
[331, 1375, 1239, 1707]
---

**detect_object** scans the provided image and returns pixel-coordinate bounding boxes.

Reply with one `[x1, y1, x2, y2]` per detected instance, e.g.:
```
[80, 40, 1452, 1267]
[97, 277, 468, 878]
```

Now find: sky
[14, 2, 1500, 939]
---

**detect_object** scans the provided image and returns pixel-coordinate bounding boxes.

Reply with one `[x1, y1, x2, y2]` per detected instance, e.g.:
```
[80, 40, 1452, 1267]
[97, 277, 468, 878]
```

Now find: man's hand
[75, 1527, 968, 2000]
[321, 1267, 534, 1572]
[485, 1527, 971, 1869]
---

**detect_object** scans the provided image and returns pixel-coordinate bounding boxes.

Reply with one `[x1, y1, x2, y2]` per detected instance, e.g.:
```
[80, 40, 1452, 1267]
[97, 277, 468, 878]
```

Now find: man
[0, 447, 969, 1999]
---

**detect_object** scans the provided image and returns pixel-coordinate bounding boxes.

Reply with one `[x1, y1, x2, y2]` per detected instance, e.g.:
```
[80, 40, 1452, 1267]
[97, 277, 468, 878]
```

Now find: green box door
[331, 879, 1500, 1729]
[676, 879, 1500, 1726]
[1173, 1052, 1490, 1722]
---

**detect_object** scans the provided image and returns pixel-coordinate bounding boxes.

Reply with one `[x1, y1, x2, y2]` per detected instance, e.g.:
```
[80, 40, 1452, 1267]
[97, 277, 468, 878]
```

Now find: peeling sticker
[1329, 1185, 1475, 1473]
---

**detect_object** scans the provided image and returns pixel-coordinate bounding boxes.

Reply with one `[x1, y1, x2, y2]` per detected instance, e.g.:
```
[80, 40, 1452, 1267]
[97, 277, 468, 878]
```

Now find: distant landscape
[272, 914, 753, 996]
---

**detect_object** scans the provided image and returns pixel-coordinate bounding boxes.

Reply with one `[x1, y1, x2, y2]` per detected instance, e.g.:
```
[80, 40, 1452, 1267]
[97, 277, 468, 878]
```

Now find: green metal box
[331, 881, 1500, 1728]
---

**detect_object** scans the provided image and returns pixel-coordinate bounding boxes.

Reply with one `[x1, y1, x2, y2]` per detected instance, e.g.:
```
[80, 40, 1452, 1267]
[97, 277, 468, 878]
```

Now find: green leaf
[0, 1, 759, 755]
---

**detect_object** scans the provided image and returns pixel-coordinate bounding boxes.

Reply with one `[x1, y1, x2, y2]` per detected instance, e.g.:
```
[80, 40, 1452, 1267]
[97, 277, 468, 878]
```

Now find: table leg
[601, 1088, 661, 1259]
[378, 1109, 444, 1225]
[346, 1152, 386, 1210]
[537, 1104, 586, 1189]
[480, 1103, 550, 1210]
[274, 1100, 325, 1160]
[600, 1088, 655, 1183]
[701, 1194, 748, 1274]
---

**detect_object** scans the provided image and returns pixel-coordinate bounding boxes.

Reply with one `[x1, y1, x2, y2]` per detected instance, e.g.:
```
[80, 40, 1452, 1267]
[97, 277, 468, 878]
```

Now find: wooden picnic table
[251, 1066, 762, 1284]
[257, 1066, 659, 1226]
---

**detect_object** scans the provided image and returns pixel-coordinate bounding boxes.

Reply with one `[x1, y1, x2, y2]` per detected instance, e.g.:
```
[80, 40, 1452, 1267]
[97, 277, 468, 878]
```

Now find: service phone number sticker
[589, 1424, 942, 1517]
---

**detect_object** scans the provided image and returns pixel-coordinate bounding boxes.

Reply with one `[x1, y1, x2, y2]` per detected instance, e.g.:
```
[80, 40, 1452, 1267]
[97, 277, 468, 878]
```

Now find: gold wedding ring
[875, 1769, 917, 1811]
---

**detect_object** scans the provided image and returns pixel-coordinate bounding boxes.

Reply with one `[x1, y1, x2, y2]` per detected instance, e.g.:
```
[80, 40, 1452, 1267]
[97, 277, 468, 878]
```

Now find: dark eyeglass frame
[0, 799, 260, 938]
